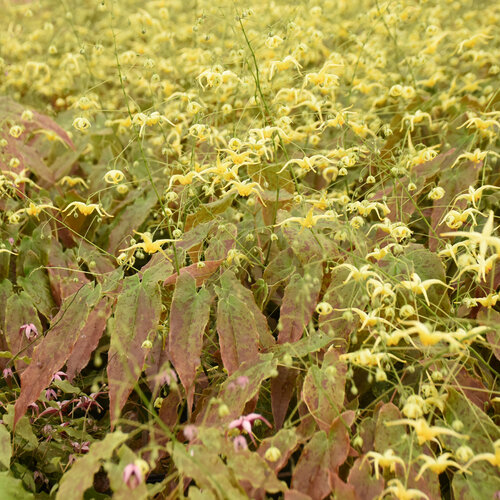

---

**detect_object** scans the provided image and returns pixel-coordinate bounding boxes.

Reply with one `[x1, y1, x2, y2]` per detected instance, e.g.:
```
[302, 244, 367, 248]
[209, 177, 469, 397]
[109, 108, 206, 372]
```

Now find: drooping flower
[228, 413, 272, 444]
[19, 323, 38, 340]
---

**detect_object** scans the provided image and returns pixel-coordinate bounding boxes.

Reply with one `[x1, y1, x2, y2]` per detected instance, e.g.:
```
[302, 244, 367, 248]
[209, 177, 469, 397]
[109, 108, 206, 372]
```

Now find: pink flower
[52, 371, 67, 382]
[2, 368, 13, 379]
[45, 388, 58, 401]
[123, 463, 143, 490]
[233, 435, 248, 451]
[70, 441, 90, 453]
[183, 424, 198, 442]
[228, 413, 272, 444]
[19, 323, 38, 340]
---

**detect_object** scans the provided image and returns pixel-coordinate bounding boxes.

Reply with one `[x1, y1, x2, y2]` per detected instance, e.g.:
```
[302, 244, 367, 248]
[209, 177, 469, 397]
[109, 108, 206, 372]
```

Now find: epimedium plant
[0, 0, 499, 498]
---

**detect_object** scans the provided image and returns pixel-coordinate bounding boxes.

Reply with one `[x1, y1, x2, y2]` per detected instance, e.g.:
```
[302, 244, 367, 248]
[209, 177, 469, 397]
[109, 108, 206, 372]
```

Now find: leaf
[2, 405, 38, 450]
[66, 297, 113, 381]
[215, 282, 261, 375]
[168, 271, 212, 412]
[302, 349, 347, 432]
[164, 259, 223, 287]
[4, 291, 42, 372]
[259, 428, 299, 474]
[14, 283, 101, 428]
[56, 431, 128, 500]
[168, 442, 248, 500]
[385, 243, 451, 314]
[184, 195, 233, 232]
[47, 241, 90, 305]
[452, 468, 500, 500]
[374, 403, 441, 500]
[107, 268, 162, 426]
[204, 223, 237, 261]
[199, 353, 277, 426]
[0, 424, 11, 469]
[227, 450, 286, 495]
[278, 262, 323, 344]
[0, 471, 34, 500]
[281, 218, 338, 265]
[105, 190, 159, 253]
[346, 458, 384, 500]
[271, 366, 298, 430]
[291, 431, 333, 500]
[175, 221, 214, 263]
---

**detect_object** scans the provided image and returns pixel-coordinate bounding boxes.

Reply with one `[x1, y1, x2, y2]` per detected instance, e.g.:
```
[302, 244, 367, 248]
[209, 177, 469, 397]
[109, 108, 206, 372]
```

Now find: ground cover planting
[0, 0, 499, 498]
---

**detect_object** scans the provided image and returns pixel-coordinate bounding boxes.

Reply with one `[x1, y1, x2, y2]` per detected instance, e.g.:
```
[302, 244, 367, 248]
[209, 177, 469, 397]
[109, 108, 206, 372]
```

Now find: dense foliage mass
[0, 0, 499, 498]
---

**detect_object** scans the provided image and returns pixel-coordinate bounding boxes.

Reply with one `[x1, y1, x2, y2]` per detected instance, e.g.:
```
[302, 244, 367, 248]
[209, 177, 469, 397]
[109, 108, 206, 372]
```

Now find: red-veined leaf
[168, 270, 212, 412]
[271, 366, 298, 430]
[198, 353, 277, 426]
[47, 240, 90, 305]
[301, 349, 347, 432]
[278, 262, 323, 344]
[107, 268, 162, 427]
[164, 259, 223, 287]
[215, 279, 261, 375]
[346, 458, 384, 500]
[290, 431, 333, 500]
[14, 283, 101, 428]
[66, 296, 113, 381]
[4, 291, 42, 372]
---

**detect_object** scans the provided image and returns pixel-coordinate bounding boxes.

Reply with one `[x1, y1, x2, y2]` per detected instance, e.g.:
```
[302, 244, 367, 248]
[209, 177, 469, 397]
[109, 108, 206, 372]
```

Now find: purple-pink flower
[19, 323, 38, 340]
[228, 413, 272, 444]
[233, 435, 248, 451]
[123, 463, 143, 490]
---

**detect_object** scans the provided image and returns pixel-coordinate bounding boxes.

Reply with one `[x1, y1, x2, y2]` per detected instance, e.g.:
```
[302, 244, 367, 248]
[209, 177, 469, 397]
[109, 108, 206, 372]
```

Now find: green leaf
[56, 431, 129, 500]
[52, 379, 82, 394]
[0, 424, 11, 469]
[168, 442, 247, 500]
[2, 405, 38, 449]
[0, 471, 34, 500]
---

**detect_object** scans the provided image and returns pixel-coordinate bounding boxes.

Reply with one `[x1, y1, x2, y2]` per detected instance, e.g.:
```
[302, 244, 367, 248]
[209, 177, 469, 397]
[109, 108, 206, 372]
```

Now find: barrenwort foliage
[0, 0, 498, 498]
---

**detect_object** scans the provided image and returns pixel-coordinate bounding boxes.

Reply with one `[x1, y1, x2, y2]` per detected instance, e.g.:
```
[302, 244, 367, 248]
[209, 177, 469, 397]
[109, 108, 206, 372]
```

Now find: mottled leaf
[107, 269, 162, 426]
[4, 291, 42, 372]
[14, 283, 100, 427]
[199, 353, 277, 426]
[346, 458, 384, 500]
[169, 271, 212, 412]
[205, 223, 237, 261]
[106, 190, 158, 253]
[168, 442, 247, 500]
[215, 282, 260, 375]
[278, 262, 323, 344]
[291, 431, 332, 500]
[259, 428, 299, 474]
[66, 297, 113, 381]
[271, 366, 298, 430]
[47, 241, 90, 305]
[164, 259, 222, 287]
[302, 349, 347, 432]
[56, 431, 128, 500]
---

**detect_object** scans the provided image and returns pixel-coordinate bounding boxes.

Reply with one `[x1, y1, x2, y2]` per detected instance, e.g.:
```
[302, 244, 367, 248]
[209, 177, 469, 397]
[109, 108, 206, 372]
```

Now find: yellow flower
[386, 418, 468, 445]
